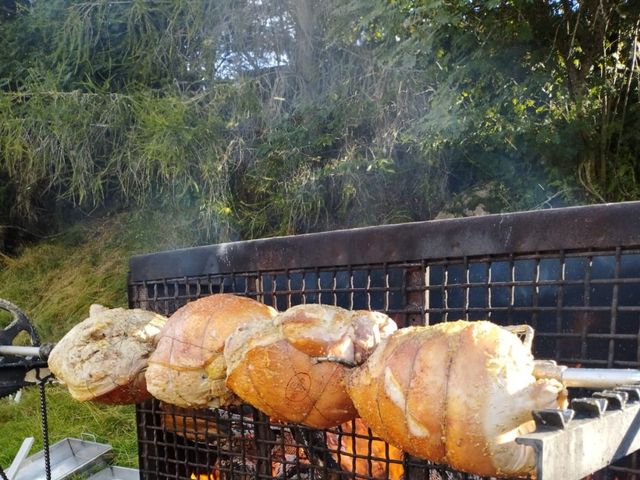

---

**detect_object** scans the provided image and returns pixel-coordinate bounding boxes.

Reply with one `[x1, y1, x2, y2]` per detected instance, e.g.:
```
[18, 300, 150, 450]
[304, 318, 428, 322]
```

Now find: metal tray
[86, 466, 139, 480]
[14, 437, 113, 480]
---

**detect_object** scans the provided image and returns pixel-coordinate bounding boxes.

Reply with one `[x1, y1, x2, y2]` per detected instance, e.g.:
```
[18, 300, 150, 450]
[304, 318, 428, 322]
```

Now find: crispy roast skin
[346, 320, 567, 478]
[224, 304, 397, 429]
[145, 294, 277, 408]
[48, 305, 167, 404]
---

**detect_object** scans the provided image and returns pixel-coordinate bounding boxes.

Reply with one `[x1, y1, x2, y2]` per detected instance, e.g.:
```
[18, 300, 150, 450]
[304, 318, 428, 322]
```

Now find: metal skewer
[534, 359, 640, 389]
[0, 345, 48, 358]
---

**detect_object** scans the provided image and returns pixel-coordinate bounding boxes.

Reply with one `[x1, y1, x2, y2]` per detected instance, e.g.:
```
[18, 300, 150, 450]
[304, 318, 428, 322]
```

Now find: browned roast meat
[225, 304, 397, 428]
[146, 294, 277, 408]
[48, 304, 167, 404]
[347, 320, 567, 478]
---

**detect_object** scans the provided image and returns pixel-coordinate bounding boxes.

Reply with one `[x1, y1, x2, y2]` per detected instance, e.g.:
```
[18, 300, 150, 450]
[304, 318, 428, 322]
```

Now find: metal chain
[0, 384, 50, 480]
[0, 299, 46, 480]
[38, 381, 51, 480]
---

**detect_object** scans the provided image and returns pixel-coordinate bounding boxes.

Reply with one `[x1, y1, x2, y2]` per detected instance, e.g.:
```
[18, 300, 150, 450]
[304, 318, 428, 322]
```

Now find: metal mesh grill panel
[129, 213, 640, 479]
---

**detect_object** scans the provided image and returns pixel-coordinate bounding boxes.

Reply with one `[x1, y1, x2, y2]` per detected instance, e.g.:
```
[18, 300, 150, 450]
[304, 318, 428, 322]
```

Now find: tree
[0, 0, 638, 252]
[353, 0, 639, 204]
[0, 0, 451, 246]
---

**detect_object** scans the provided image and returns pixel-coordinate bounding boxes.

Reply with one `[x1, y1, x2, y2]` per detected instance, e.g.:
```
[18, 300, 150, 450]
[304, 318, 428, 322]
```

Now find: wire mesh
[129, 220, 640, 479]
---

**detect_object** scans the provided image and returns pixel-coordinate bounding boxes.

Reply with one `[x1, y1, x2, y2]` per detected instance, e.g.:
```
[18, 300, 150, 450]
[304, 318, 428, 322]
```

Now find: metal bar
[516, 402, 640, 480]
[531, 268, 539, 332]
[558, 368, 640, 388]
[129, 201, 640, 281]
[0, 346, 41, 357]
[5, 437, 34, 480]
[555, 252, 566, 364]
[405, 267, 425, 327]
[609, 247, 622, 368]
[533, 360, 640, 388]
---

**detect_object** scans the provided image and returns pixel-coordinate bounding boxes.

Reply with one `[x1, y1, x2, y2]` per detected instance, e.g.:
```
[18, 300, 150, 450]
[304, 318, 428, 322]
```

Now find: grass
[0, 386, 137, 468]
[0, 208, 204, 470]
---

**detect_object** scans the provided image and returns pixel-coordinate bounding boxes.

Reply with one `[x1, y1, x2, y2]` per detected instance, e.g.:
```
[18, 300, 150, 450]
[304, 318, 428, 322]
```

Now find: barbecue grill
[129, 201, 640, 480]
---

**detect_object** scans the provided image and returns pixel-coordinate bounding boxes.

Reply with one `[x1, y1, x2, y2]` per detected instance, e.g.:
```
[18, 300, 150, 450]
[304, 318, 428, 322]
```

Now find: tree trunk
[290, 0, 320, 100]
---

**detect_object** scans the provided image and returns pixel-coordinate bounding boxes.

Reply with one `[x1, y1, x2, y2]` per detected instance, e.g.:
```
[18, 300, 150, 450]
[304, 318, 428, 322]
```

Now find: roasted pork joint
[145, 293, 277, 408]
[48, 304, 167, 404]
[346, 320, 567, 478]
[224, 303, 397, 429]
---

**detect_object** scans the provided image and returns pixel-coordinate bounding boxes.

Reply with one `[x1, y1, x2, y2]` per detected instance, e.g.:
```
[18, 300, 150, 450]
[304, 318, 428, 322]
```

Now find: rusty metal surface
[129, 201, 640, 282]
[129, 200, 640, 479]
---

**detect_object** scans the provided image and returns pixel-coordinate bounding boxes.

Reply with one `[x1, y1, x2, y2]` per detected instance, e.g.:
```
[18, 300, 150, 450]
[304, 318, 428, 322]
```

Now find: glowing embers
[160, 403, 311, 478]
[156, 402, 404, 479]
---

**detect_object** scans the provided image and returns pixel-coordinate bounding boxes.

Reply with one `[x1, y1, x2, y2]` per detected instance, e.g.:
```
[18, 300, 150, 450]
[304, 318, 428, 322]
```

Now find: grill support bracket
[517, 401, 640, 480]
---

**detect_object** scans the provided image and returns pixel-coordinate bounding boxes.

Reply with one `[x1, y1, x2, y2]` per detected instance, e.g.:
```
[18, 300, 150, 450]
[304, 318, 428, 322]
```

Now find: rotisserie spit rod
[0, 344, 53, 359]
[534, 359, 640, 388]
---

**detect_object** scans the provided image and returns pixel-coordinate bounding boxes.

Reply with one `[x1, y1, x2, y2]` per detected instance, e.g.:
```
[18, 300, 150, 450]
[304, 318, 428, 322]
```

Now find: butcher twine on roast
[224, 303, 397, 428]
[145, 293, 278, 408]
[347, 320, 567, 478]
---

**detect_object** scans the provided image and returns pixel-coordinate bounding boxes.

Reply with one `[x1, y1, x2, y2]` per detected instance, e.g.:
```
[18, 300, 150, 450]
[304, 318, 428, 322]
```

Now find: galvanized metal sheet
[86, 466, 139, 480]
[14, 438, 113, 480]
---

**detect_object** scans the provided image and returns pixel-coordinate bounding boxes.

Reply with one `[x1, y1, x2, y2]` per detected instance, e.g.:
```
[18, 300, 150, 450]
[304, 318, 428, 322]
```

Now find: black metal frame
[129, 201, 640, 479]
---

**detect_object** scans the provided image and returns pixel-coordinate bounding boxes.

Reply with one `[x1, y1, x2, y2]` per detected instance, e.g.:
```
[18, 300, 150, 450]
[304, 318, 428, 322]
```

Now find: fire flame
[190, 473, 217, 480]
